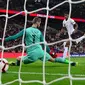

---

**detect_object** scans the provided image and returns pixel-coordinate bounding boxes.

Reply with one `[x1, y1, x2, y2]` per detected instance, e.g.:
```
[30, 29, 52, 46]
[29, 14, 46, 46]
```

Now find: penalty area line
[7, 71, 85, 77]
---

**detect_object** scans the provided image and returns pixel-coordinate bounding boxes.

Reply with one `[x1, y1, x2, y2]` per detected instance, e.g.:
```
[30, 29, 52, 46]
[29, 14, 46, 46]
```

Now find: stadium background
[0, 0, 85, 54]
[0, 1, 85, 85]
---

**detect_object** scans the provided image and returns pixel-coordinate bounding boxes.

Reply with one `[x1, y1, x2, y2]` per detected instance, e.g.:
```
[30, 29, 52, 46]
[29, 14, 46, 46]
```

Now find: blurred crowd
[46, 26, 85, 53]
[0, 0, 85, 19]
[0, 17, 85, 53]
[0, 0, 85, 53]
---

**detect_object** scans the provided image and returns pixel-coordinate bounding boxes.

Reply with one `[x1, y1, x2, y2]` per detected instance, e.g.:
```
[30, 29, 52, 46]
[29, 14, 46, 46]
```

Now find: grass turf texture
[1, 57, 85, 85]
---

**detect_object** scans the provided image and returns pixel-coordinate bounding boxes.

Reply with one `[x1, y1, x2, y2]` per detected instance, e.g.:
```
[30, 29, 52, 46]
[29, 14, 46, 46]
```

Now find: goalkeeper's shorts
[22, 48, 51, 64]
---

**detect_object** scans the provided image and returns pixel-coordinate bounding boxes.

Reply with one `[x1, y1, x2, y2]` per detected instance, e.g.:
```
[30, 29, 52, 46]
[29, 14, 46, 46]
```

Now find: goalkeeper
[4, 17, 76, 66]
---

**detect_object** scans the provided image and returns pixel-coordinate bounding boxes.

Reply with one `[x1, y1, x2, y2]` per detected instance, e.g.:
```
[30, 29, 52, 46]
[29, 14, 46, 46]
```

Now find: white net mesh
[0, 0, 85, 85]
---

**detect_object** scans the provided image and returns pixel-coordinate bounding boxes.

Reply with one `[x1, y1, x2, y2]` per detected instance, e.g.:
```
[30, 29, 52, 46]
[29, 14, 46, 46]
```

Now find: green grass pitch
[1, 57, 85, 85]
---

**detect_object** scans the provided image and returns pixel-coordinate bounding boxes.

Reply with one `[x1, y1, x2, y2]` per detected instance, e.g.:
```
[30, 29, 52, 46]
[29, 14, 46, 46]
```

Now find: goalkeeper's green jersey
[5, 27, 50, 52]
[25, 27, 43, 52]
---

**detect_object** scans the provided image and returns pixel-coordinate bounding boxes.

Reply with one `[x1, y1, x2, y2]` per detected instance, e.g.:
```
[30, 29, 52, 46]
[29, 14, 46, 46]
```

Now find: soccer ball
[0, 58, 9, 73]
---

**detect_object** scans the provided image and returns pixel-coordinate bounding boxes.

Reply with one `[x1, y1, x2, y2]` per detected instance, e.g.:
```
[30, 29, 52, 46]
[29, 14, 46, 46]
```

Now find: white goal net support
[0, 0, 85, 85]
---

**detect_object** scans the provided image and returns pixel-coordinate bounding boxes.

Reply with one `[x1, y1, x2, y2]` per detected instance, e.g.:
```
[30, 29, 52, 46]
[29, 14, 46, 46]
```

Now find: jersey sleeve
[40, 33, 50, 53]
[70, 19, 76, 25]
[5, 30, 24, 41]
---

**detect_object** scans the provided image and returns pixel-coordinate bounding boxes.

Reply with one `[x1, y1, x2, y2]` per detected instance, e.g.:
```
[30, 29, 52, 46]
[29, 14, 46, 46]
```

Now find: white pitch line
[7, 71, 85, 77]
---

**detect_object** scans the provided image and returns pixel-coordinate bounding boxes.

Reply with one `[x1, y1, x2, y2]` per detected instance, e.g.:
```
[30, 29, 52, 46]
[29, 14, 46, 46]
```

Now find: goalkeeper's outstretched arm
[5, 30, 24, 41]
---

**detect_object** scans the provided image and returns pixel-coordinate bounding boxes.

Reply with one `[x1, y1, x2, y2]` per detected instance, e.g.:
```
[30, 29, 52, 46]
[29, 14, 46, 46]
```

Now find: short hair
[32, 17, 41, 24]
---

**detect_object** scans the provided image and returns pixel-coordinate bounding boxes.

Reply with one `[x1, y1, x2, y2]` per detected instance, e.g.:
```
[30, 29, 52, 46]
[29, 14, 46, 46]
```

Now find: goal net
[0, 0, 85, 85]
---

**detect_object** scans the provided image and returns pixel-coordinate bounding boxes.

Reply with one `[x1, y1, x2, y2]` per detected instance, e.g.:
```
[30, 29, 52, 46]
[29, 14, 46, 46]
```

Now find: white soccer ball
[0, 58, 9, 73]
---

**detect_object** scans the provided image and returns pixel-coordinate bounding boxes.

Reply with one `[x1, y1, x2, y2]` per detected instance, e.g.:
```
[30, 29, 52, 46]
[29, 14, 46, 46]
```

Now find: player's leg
[10, 48, 45, 66]
[21, 48, 43, 64]
[40, 51, 76, 66]
[63, 42, 69, 59]
[59, 32, 69, 59]
[17, 50, 42, 65]
[49, 56, 76, 66]
[71, 30, 85, 43]
[9, 55, 35, 66]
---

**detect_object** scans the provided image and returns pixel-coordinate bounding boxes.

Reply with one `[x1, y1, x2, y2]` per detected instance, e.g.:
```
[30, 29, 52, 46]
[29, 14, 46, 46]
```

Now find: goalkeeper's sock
[64, 59, 75, 65]
[54, 58, 76, 66]
[64, 59, 70, 64]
